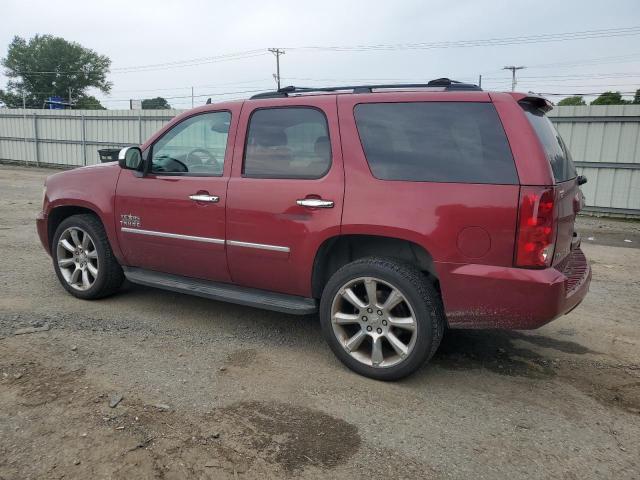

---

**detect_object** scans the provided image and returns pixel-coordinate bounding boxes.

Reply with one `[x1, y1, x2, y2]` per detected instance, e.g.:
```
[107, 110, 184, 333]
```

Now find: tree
[557, 96, 586, 106]
[633, 88, 640, 105]
[0, 34, 111, 109]
[590, 91, 630, 106]
[74, 95, 106, 110]
[141, 97, 172, 109]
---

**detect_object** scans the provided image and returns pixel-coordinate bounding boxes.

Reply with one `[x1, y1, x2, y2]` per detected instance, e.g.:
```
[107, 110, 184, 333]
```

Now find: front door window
[151, 111, 231, 176]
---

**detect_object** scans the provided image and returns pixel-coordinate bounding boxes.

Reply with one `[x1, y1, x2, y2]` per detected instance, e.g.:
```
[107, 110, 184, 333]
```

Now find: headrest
[314, 136, 330, 157]
[252, 127, 287, 147]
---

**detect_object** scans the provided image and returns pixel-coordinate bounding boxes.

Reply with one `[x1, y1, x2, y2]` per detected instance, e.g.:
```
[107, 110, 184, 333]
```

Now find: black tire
[52, 214, 124, 299]
[319, 257, 445, 381]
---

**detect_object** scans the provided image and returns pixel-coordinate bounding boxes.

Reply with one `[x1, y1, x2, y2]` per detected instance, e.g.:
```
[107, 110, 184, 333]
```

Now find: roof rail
[249, 78, 482, 99]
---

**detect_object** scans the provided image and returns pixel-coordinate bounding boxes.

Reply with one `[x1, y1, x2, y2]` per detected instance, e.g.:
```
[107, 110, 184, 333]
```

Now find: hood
[46, 161, 120, 184]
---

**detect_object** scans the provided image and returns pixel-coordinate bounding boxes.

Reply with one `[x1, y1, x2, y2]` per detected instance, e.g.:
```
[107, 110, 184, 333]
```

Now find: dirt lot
[0, 164, 639, 480]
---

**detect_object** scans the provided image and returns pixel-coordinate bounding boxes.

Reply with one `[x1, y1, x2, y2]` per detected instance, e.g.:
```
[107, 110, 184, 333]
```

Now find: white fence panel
[1, 105, 640, 217]
[0, 108, 182, 168]
[549, 105, 640, 216]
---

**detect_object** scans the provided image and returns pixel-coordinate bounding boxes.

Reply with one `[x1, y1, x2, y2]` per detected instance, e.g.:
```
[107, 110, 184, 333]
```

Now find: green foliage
[633, 88, 640, 104]
[590, 91, 631, 106]
[74, 95, 106, 110]
[557, 96, 586, 106]
[0, 34, 111, 108]
[141, 97, 172, 109]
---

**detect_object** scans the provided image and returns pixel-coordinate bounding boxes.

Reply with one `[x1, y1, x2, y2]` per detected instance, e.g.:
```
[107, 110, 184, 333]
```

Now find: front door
[115, 109, 237, 282]
[226, 96, 344, 297]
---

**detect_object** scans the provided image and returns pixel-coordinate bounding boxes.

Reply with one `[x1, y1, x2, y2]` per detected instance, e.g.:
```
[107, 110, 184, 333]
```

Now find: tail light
[515, 186, 556, 268]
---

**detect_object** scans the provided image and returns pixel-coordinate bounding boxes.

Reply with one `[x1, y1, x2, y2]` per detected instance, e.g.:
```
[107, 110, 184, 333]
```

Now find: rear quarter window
[353, 102, 518, 184]
[522, 104, 577, 183]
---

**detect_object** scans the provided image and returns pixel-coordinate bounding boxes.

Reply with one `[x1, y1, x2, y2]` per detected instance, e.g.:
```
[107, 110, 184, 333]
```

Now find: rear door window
[243, 107, 331, 179]
[353, 102, 518, 184]
[522, 104, 577, 183]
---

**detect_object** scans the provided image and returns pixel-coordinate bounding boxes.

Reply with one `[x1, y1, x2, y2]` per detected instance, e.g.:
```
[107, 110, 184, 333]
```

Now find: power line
[106, 78, 271, 94]
[517, 82, 640, 88]
[286, 26, 640, 52]
[482, 72, 640, 81]
[95, 87, 273, 104]
[8, 27, 640, 78]
[538, 91, 638, 96]
[527, 52, 640, 70]
[111, 49, 265, 71]
[9, 50, 269, 76]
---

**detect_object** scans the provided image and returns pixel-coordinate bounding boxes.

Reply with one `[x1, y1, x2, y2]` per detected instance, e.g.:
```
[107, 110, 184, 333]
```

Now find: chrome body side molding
[121, 227, 225, 245]
[226, 240, 290, 253]
[121, 228, 290, 252]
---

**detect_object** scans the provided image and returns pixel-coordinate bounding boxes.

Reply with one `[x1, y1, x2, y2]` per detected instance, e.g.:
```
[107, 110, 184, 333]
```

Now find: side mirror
[118, 147, 143, 170]
[577, 175, 588, 186]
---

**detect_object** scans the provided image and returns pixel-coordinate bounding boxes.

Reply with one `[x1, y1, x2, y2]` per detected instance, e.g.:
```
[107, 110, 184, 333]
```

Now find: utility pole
[478, 74, 482, 88]
[268, 48, 285, 90]
[191, 86, 194, 108]
[503, 66, 525, 91]
[22, 90, 26, 109]
[68, 87, 73, 108]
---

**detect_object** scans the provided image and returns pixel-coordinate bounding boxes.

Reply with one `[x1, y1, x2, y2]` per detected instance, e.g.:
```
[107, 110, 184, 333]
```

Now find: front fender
[43, 163, 125, 264]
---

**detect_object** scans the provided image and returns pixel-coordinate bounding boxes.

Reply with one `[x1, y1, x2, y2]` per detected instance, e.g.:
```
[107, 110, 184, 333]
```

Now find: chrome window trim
[121, 227, 224, 245]
[226, 240, 290, 253]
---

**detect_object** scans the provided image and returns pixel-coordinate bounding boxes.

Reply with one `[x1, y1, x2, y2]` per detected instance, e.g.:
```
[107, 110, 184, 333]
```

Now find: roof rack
[250, 78, 482, 99]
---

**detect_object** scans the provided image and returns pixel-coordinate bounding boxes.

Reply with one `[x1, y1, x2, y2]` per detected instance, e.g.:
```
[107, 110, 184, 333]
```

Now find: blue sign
[47, 96, 65, 109]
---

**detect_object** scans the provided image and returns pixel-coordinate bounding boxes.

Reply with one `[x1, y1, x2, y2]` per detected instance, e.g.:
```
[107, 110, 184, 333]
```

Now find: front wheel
[319, 257, 444, 380]
[52, 214, 124, 299]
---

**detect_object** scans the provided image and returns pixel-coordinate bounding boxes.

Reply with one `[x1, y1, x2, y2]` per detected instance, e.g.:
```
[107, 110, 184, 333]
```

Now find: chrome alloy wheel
[56, 227, 99, 291]
[330, 277, 418, 368]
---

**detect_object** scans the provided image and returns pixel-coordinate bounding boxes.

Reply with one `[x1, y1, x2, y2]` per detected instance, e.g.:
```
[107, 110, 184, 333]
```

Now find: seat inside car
[245, 127, 293, 176]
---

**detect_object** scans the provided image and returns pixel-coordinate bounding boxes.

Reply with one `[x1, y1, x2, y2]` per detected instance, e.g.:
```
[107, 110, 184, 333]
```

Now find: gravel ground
[0, 164, 639, 480]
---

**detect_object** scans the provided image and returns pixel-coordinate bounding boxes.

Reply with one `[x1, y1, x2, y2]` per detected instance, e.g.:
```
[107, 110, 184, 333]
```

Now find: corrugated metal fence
[0, 109, 180, 167]
[548, 105, 640, 217]
[1, 105, 639, 217]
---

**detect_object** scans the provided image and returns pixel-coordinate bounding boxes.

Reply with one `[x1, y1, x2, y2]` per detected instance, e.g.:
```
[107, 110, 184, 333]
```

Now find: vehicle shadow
[95, 284, 597, 381]
[425, 328, 595, 379]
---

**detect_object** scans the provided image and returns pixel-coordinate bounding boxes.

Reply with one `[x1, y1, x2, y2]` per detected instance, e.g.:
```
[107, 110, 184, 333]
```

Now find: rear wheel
[320, 257, 444, 380]
[52, 214, 124, 299]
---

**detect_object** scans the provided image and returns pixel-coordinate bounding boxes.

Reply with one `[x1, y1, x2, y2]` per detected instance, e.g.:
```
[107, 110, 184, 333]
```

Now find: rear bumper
[36, 211, 50, 255]
[439, 248, 591, 329]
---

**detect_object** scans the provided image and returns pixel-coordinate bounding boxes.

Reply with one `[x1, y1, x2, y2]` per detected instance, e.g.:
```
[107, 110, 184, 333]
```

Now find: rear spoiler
[511, 93, 554, 113]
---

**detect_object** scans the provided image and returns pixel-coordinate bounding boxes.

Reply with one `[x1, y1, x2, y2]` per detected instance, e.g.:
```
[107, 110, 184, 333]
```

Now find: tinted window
[244, 107, 331, 179]
[354, 102, 518, 184]
[151, 111, 230, 176]
[522, 104, 577, 183]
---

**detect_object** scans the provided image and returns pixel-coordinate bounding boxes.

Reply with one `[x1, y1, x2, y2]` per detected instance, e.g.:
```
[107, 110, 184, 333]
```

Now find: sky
[2, 0, 640, 109]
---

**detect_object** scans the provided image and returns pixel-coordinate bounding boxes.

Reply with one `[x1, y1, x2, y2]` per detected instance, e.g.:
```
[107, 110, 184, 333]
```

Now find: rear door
[522, 104, 581, 265]
[115, 108, 238, 282]
[225, 95, 344, 297]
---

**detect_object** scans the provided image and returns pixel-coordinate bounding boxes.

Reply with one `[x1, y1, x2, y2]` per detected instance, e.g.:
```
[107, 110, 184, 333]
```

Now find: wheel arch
[311, 234, 438, 299]
[47, 204, 102, 253]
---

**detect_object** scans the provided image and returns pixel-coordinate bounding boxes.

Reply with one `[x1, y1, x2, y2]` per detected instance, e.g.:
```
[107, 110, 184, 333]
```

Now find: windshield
[522, 104, 577, 183]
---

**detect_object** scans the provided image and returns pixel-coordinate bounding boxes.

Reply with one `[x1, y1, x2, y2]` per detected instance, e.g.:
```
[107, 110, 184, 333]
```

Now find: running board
[123, 267, 318, 315]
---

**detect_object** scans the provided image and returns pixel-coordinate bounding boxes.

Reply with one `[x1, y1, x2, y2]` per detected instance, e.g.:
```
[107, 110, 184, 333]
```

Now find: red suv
[36, 79, 591, 380]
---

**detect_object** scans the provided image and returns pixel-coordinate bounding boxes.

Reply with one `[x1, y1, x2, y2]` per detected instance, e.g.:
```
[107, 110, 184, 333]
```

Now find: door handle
[189, 194, 219, 203]
[296, 198, 334, 208]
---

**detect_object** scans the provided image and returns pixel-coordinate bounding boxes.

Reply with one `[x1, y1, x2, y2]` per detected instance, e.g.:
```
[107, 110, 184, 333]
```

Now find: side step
[123, 267, 318, 315]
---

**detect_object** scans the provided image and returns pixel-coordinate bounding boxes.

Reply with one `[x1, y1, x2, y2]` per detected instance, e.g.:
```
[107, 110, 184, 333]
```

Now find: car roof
[192, 80, 550, 112]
